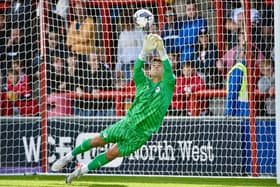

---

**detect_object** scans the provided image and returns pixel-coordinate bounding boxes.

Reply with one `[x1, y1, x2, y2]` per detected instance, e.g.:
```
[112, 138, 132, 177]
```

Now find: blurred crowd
[0, 0, 275, 117]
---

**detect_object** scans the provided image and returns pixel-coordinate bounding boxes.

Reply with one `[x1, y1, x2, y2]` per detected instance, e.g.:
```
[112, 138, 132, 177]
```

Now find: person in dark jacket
[5, 0, 35, 74]
[160, 7, 181, 54]
[176, 0, 207, 63]
[74, 53, 115, 116]
[47, 51, 68, 94]
[195, 27, 222, 89]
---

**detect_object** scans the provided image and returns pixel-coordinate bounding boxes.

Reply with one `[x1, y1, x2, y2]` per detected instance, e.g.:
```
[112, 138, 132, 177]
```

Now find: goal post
[274, 0, 280, 184]
[39, 0, 48, 174]
[242, 0, 258, 177]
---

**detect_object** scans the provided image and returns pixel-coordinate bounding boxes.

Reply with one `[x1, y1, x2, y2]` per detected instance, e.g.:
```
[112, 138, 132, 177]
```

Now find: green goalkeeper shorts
[100, 118, 151, 156]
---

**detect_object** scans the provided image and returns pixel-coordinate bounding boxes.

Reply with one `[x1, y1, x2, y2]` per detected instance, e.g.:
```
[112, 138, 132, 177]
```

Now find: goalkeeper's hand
[148, 34, 168, 61]
[138, 35, 156, 61]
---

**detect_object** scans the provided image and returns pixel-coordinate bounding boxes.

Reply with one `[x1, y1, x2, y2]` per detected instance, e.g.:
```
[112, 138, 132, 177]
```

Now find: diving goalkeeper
[51, 34, 176, 184]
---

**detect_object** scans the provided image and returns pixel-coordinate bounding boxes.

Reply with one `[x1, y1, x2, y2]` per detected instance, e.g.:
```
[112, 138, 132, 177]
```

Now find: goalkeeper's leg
[51, 134, 106, 172]
[65, 143, 121, 184]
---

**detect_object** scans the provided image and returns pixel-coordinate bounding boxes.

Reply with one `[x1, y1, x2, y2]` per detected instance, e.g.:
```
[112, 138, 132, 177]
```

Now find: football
[133, 9, 154, 31]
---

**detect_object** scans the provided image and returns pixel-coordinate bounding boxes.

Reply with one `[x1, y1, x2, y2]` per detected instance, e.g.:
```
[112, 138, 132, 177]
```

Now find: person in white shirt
[116, 11, 144, 83]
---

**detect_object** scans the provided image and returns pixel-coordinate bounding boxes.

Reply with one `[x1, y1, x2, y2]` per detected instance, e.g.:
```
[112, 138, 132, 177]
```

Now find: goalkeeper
[51, 34, 175, 184]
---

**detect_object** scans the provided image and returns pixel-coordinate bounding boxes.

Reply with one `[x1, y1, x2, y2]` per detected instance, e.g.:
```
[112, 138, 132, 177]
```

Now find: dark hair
[165, 7, 177, 20]
[130, 63, 134, 69]
[143, 63, 150, 70]
[7, 68, 19, 75]
[7, 68, 15, 74]
[151, 57, 162, 64]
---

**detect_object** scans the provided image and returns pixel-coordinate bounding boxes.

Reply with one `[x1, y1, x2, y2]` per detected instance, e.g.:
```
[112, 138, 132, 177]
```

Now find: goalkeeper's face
[150, 59, 163, 81]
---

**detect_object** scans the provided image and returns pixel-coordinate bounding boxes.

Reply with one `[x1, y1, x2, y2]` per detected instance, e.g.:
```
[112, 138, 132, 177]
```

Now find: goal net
[0, 0, 276, 177]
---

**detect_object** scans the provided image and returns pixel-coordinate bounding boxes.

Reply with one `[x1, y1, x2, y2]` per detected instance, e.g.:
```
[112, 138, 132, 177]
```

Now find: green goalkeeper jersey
[125, 58, 175, 135]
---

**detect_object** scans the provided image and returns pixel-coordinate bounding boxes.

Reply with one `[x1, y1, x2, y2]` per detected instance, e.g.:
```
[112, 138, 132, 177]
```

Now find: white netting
[0, 0, 276, 177]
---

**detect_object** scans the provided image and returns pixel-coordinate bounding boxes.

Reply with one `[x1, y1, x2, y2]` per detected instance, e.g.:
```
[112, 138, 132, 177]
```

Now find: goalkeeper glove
[148, 34, 168, 61]
[138, 34, 156, 61]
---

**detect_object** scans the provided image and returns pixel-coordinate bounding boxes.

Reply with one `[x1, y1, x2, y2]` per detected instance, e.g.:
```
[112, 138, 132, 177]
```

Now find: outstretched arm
[133, 58, 146, 86]
[134, 35, 157, 86]
[149, 34, 176, 87]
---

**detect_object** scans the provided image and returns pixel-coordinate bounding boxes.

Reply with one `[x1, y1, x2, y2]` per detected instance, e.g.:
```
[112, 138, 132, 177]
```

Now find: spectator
[224, 47, 249, 117]
[74, 53, 115, 116]
[47, 52, 67, 94]
[176, 0, 207, 63]
[195, 27, 222, 89]
[3, 25, 27, 71]
[257, 59, 275, 116]
[36, 0, 66, 35]
[64, 52, 78, 92]
[115, 70, 126, 91]
[217, 28, 265, 79]
[116, 10, 144, 83]
[5, 0, 35, 74]
[149, 23, 159, 35]
[224, 9, 239, 50]
[33, 25, 67, 102]
[34, 0, 67, 61]
[123, 64, 135, 93]
[225, 8, 261, 50]
[231, 8, 261, 29]
[36, 0, 69, 22]
[170, 61, 207, 116]
[66, 0, 96, 55]
[161, 7, 181, 54]
[47, 26, 66, 57]
[87, 53, 114, 92]
[6, 0, 34, 33]
[168, 52, 181, 77]
[238, 8, 262, 46]
[223, 50, 253, 174]
[46, 0, 67, 40]
[259, 3, 274, 58]
[1, 60, 39, 116]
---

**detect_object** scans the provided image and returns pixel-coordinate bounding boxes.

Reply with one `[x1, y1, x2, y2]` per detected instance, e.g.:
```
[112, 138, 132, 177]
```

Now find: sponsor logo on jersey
[155, 86, 160, 93]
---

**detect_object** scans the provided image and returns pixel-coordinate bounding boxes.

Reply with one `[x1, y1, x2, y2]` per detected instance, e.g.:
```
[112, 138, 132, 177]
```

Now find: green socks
[87, 152, 110, 171]
[71, 139, 110, 173]
[72, 138, 92, 156]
